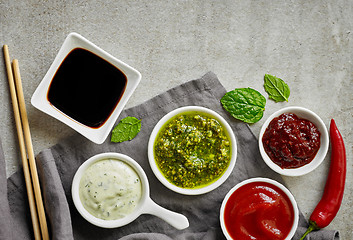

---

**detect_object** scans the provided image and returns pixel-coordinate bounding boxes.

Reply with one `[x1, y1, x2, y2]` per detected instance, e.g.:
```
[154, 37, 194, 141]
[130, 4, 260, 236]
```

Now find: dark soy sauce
[47, 48, 127, 128]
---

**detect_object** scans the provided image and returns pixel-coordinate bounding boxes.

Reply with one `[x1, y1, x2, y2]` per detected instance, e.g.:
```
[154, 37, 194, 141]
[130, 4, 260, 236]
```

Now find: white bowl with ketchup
[220, 178, 299, 240]
[259, 106, 329, 176]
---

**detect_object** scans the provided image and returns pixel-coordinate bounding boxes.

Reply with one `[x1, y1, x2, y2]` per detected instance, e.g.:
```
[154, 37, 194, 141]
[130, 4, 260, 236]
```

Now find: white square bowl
[31, 32, 141, 144]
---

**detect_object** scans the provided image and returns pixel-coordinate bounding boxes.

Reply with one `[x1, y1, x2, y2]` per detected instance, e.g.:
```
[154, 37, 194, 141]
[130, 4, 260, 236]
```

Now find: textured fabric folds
[2, 72, 339, 240]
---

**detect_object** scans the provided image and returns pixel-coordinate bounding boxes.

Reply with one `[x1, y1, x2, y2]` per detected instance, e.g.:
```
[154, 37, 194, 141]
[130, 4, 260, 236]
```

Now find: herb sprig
[264, 74, 290, 102]
[221, 74, 290, 123]
[221, 88, 266, 124]
[111, 116, 141, 143]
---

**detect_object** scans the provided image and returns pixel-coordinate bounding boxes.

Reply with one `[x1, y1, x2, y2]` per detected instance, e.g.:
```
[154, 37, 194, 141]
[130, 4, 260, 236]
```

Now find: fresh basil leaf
[221, 88, 266, 123]
[264, 74, 290, 102]
[111, 116, 141, 143]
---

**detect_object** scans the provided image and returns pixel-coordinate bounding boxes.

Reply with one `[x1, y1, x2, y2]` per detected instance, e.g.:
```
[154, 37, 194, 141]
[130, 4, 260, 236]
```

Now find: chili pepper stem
[299, 220, 320, 240]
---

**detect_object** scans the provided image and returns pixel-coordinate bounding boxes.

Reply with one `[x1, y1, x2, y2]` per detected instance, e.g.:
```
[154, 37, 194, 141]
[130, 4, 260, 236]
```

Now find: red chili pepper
[299, 119, 346, 240]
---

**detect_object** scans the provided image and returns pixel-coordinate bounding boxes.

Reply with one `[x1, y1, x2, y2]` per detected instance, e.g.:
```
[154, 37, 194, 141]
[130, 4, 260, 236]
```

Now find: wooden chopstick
[3, 45, 41, 239]
[12, 60, 50, 240]
[3, 45, 49, 240]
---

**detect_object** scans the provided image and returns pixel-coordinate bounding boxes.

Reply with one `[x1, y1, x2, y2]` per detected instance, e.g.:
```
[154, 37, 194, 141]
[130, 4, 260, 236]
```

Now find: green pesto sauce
[154, 112, 231, 189]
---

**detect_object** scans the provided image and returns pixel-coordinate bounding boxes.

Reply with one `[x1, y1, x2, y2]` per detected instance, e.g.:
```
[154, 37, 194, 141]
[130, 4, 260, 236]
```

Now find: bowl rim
[71, 152, 149, 228]
[259, 106, 329, 176]
[31, 32, 141, 144]
[147, 105, 237, 195]
[219, 177, 299, 240]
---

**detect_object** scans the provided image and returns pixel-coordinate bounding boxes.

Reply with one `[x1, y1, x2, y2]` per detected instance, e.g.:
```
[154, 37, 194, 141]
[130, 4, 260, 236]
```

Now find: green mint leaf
[264, 74, 290, 102]
[111, 116, 141, 143]
[221, 88, 266, 124]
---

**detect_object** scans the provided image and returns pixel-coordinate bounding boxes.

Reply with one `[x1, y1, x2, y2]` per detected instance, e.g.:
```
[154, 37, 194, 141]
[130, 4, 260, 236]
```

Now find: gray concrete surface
[0, 0, 352, 239]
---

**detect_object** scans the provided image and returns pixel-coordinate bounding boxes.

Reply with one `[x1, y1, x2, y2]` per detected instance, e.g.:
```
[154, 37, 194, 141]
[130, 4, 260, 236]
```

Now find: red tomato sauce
[223, 182, 294, 240]
[262, 113, 321, 169]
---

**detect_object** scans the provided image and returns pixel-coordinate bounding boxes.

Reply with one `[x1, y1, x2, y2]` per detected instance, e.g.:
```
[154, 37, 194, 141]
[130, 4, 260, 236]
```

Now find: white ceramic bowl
[72, 152, 189, 229]
[148, 106, 237, 195]
[31, 33, 141, 144]
[220, 178, 299, 240]
[259, 106, 329, 176]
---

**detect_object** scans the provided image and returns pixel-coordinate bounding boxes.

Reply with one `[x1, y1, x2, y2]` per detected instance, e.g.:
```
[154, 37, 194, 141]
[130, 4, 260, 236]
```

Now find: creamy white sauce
[79, 159, 142, 220]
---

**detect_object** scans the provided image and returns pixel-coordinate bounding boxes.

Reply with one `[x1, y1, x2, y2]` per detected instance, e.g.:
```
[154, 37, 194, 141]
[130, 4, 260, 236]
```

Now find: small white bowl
[31, 33, 141, 144]
[72, 152, 189, 229]
[148, 106, 237, 195]
[220, 178, 299, 240]
[259, 106, 329, 176]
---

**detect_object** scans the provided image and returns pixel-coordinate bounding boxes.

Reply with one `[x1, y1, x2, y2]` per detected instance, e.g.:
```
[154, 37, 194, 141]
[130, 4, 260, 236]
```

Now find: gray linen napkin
[3, 72, 340, 240]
